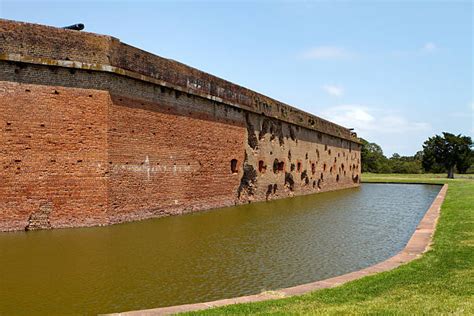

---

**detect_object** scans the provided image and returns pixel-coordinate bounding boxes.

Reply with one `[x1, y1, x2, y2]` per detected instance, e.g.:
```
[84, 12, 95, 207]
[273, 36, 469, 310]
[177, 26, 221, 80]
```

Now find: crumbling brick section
[25, 201, 53, 231]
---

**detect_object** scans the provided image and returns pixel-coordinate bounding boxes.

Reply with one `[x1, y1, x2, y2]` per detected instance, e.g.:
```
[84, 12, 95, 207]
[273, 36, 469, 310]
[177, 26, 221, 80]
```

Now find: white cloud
[320, 104, 430, 134]
[422, 42, 437, 53]
[321, 84, 344, 97]
[301, 46, 352, 60]
[319, 104, 431, 155]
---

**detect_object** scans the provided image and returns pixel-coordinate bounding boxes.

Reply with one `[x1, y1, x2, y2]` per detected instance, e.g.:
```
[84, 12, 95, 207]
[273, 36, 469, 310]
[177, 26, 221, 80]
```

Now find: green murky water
[0, 183, 440, 315]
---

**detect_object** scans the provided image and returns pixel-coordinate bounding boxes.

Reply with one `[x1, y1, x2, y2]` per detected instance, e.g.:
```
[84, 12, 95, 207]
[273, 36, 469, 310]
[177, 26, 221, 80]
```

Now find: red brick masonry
[0, 19, 361, 231]
[108, 184, 448, 315]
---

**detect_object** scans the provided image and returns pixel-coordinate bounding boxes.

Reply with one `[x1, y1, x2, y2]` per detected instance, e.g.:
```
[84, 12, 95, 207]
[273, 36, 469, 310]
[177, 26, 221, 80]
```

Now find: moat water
[0, 183, 440, 315]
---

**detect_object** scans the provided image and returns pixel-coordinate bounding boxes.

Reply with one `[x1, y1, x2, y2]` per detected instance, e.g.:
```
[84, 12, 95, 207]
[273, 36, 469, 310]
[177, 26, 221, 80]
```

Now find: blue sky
[1, 0, 472, 156]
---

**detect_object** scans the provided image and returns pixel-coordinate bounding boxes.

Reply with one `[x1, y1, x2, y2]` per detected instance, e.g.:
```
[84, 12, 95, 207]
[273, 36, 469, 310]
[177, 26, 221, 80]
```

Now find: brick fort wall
[0, 19, 361, 231]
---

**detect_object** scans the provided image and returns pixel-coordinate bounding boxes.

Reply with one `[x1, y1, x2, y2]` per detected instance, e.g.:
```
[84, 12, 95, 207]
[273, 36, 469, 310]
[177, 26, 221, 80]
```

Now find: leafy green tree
[360, 138, 390, 173]
[414, 150, 424, 161]
[455, 149, 473, 174]
[389, 153, 422, 174]
[421, 148, 445, 173]
[422, 132, 473, 178]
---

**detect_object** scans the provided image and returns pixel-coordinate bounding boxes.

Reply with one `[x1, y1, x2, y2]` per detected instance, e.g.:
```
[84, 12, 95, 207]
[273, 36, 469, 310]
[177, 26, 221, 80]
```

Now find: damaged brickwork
[237, 112, 361, 203]
[0, 19, 361, 232]
[25, 201, 53, 231]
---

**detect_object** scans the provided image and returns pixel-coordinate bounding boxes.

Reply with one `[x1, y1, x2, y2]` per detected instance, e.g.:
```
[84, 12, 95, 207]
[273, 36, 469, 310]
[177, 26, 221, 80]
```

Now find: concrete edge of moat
[105, 183, 448, 316]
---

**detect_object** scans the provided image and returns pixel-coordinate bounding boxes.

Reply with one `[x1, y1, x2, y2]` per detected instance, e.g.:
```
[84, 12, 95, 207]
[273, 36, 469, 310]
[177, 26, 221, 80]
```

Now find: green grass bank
[187, 174, 473, 315]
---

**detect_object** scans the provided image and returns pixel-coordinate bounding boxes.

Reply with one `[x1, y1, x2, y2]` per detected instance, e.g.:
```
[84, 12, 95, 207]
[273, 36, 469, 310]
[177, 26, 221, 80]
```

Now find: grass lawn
[187, 174, 474, 315]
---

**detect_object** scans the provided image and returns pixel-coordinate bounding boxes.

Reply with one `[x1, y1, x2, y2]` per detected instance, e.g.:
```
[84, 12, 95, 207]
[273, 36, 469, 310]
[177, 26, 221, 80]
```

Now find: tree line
[361, 132, 473, 178]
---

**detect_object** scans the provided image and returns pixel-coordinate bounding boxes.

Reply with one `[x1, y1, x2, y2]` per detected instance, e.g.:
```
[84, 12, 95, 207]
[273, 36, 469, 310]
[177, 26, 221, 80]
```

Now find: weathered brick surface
[107, 96, 246, 223]
[0, 19, 361, 231]
[0, 76, 360, 231]
[240, 112, 361, 203]
[0, 81, 109, 231]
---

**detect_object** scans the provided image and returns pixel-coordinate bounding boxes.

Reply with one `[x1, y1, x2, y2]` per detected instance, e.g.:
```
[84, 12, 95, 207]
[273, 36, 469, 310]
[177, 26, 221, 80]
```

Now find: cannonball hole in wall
[336, 174, 340, 182]
[230, 159, 238, 174]
[258, 160, 266, 173]
[273, 159, 279, 173]
[266, 185, 273, 197]
[304, 176, 309, 185]
[278, 161, 285, 172]
[353, 174, 359, 183]
[297, 162, 302, 172]
[311, 163, 316, 175]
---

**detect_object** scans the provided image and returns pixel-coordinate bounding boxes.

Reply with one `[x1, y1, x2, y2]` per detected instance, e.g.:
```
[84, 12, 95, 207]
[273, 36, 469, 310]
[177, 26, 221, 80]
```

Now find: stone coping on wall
[0, 18, 360, 144]
[105, 183, 448, 316]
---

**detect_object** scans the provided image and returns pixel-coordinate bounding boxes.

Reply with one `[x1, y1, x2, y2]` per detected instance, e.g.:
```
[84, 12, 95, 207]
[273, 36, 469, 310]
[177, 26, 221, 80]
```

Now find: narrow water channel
[0, 183, 440, 315]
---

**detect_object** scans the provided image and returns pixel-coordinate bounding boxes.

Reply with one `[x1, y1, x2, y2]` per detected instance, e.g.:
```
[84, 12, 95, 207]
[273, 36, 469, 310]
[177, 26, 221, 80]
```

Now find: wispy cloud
[301, 46, 352, 60]
[319, 104, 432, 155]
[320, 104, 430, 134]
[392, 42, 438, 57]
[422, 42, 437, 53]
[321, 84, 344, 97]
